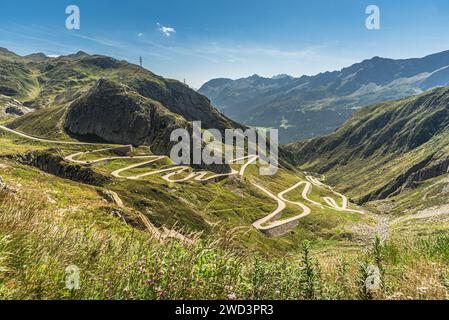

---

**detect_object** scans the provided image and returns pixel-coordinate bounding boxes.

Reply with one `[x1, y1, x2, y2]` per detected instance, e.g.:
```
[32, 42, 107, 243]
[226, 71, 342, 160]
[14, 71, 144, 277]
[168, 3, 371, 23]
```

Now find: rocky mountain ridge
[200, 50, 449, 143]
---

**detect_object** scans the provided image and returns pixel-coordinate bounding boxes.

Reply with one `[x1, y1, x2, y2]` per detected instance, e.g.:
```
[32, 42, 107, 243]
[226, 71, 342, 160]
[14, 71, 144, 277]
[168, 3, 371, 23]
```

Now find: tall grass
[0, 189, 448, 300]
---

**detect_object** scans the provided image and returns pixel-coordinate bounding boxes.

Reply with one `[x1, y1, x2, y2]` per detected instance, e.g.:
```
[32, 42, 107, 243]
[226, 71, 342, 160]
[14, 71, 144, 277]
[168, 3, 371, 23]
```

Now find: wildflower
[224, 285, 233, 291]
[227, 293, 237, 300]
[158, 290, 167, 299]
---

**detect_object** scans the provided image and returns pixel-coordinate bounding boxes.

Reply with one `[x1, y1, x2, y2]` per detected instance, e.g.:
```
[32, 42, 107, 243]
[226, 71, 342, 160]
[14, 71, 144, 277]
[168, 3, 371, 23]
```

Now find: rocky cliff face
[15, 150, 110, 186]
[64, 79, 188, 156]
[359, 155, 449, 203]
[0, 49, 242, 171]
[0, 95, 31, 118]
[63, 79, 234, 174]
[130, 78, 241, 132]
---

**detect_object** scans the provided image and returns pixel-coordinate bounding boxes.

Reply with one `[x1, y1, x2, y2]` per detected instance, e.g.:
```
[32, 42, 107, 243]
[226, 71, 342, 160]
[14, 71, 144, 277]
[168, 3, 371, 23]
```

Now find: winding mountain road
[0, 125, 364, 236]
[66, 146, 259, 183]
[251, 182, 311, 235]
[306, 175, 364, 214]
[0, 125, 99, 145]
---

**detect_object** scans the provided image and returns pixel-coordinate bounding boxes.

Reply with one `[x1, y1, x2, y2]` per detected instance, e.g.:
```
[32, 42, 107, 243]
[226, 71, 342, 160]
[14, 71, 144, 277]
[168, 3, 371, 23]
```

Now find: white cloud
[137, 33, 144, 37]
[157, 23, 176, 37]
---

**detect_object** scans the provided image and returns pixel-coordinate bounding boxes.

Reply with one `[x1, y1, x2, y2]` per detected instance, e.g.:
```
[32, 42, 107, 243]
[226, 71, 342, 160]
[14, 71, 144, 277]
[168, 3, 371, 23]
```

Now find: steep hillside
[286, 87, 449, 203]
[1, 123, 448, 299]
[0, 49, 40, 100]
[0, 47, 377, 253]
[63, 79, 189, 155]
[200, 50, 449, 143]
[0, 124, 375, 255]
[0, 48, 240, 158]
[2, 163, 449, 300]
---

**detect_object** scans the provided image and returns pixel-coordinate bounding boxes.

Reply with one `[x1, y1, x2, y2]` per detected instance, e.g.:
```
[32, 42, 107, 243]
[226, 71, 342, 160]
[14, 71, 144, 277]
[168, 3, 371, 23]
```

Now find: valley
[0, 123, 368, 241]
[1, 48, 449, 300]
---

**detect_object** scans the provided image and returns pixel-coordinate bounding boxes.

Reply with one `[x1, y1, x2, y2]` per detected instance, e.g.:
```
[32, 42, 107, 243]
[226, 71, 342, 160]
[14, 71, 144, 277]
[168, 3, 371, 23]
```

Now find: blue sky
[1, 0, 449, 87]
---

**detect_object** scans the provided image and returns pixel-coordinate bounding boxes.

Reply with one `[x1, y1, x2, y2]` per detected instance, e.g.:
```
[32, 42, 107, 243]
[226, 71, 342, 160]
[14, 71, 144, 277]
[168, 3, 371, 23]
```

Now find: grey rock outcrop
[17, 151, 110, 186]
[64, 79, 236, 173]
[0, 176, 16, 194]
[64, 79, 187, 156]
[0, 95, 31, 118]
[100, 189, 124, 207]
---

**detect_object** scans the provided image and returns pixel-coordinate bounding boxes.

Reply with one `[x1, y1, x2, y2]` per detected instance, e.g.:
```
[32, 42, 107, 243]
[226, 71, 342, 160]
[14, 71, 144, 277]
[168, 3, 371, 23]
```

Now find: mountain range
[199, 50, 449, 143]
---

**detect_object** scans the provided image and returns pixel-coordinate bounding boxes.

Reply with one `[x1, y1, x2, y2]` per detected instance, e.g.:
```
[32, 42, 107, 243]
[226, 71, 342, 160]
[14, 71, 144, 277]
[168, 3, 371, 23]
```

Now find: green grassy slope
[0, 49, 240, 145]
[1, 154, 449, 299]
[287, 87, 449, 203]
[0, 128, 375, 255]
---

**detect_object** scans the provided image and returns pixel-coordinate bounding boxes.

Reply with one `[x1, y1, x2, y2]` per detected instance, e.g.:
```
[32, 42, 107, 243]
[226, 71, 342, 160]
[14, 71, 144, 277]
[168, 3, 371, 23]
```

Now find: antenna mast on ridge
[139, 56, 143, 68]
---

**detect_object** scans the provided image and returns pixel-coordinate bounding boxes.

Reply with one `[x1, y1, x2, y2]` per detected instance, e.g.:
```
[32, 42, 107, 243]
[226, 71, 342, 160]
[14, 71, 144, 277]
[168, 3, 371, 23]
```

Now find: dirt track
[1, 125, 364, 236]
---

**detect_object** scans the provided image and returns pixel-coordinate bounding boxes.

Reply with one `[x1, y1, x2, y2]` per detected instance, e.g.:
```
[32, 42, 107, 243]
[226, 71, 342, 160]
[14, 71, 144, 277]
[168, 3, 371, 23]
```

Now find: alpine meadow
[1, 0, 449, 305]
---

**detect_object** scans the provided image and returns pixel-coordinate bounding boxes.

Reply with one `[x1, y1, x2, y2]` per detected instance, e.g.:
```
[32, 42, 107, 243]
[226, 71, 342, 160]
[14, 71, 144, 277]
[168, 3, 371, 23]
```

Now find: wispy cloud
[137, 33, 144, 37]
[0, 26, 79, 54]
[157, 23, 176, 37]
[137, 38, 221, 63]
[203, 42, 322, 60]
[69, 33, 123, 48]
